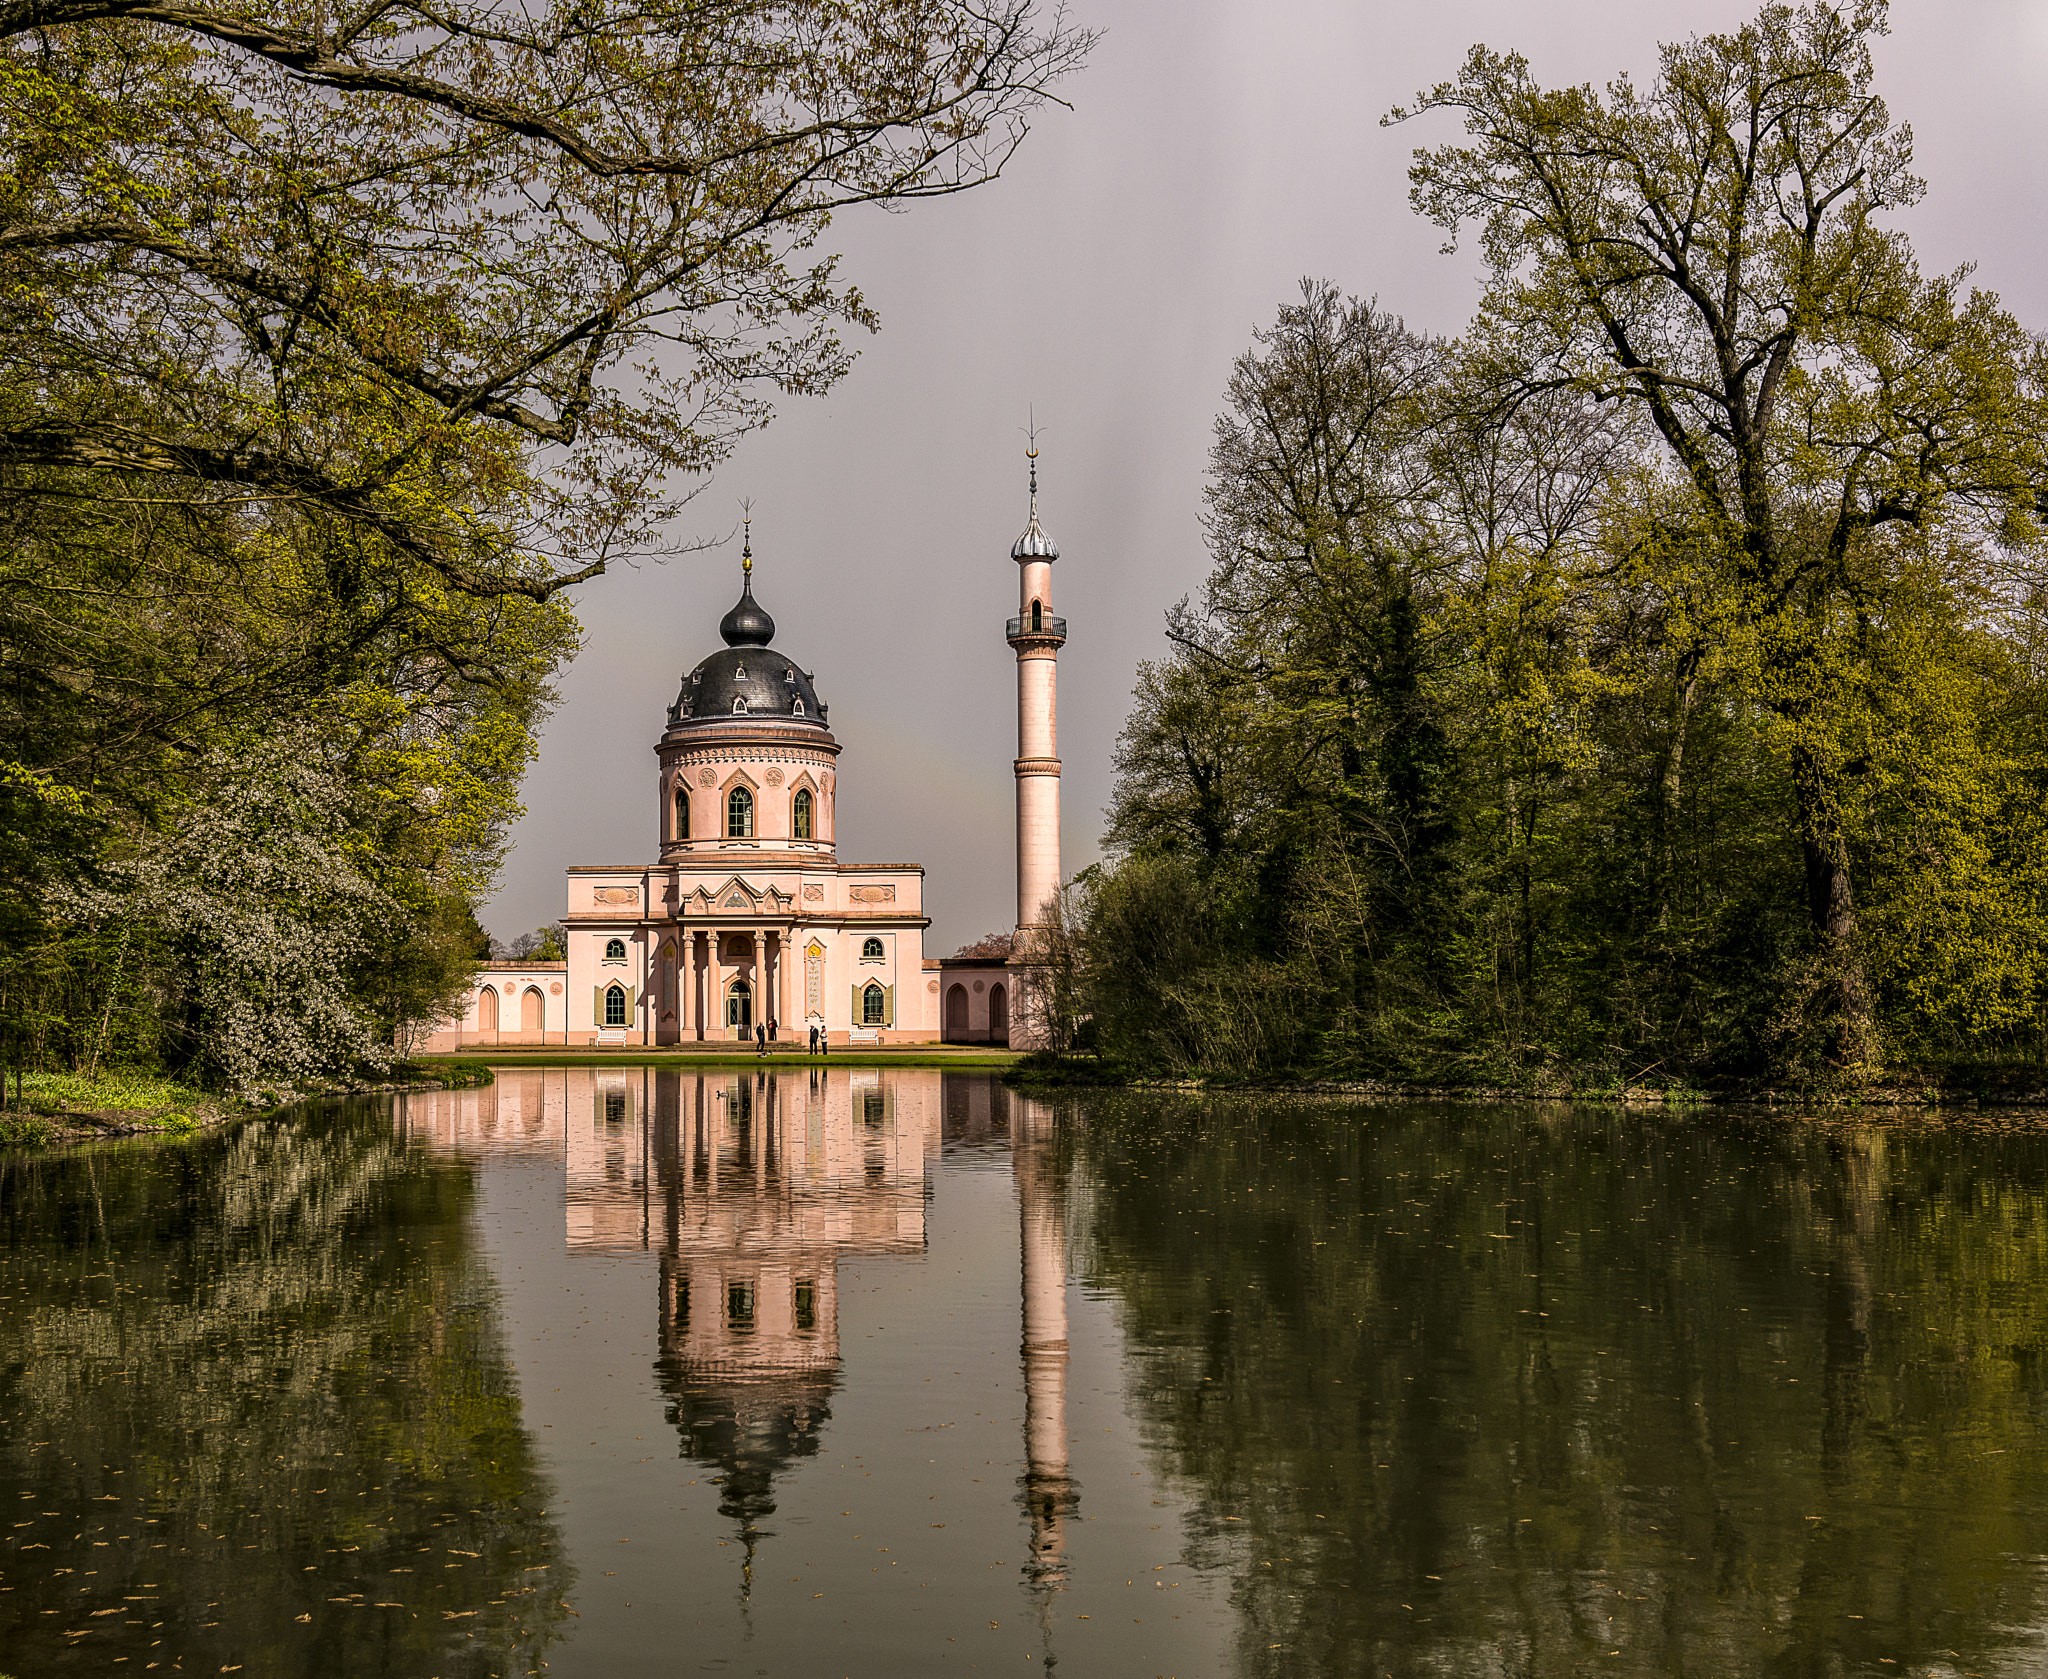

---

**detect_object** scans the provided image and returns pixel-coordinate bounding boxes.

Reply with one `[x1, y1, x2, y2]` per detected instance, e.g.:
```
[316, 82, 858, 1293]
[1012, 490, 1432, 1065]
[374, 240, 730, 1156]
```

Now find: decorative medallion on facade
[765, 768, 784, 787]
[802, 884, 824, 902]
[848, 885, 896, 903]
[698, 768, 717, 787]
[594, 887, 638, 905]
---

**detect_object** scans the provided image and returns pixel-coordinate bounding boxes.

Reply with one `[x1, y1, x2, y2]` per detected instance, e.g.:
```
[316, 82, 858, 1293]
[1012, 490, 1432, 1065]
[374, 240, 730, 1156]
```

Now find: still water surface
[4, 1071, 2048, 1677]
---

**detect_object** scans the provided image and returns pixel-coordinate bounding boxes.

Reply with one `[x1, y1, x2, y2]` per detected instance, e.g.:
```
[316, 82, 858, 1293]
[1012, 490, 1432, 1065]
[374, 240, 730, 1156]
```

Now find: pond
[4, 1070, 2048, 1677]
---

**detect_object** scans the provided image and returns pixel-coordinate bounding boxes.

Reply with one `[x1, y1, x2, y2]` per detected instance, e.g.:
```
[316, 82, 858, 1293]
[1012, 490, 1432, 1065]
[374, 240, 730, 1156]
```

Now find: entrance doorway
[726, 977, 753, 1039]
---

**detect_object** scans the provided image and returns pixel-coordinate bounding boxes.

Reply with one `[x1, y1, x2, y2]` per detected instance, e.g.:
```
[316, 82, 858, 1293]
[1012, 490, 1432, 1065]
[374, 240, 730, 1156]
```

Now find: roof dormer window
[732, 697, 747, 714]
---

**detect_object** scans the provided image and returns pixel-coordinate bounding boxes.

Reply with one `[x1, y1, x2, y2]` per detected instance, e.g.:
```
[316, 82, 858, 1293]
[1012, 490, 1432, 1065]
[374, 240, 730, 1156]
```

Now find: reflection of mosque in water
[400, 1068, 1076, 1587]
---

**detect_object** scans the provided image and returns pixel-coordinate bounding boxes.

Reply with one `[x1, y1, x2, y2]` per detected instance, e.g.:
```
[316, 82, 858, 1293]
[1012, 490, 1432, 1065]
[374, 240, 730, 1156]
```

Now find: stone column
[751, 928, 765, 1039]
[684, 930, 699, 1041]
[1015, 1095, 1074, 1583]
[711, 933, 726, 1042]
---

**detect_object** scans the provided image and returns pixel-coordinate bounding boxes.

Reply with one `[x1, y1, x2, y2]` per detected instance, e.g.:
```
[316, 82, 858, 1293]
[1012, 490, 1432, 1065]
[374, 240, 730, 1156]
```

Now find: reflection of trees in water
[0, 1106, 570, 1676]
[1072, 1099, 2048, 1678]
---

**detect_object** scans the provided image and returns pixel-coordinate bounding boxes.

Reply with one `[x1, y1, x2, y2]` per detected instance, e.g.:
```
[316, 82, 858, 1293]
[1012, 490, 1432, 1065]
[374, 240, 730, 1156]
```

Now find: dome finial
[718, 500, 775, 645]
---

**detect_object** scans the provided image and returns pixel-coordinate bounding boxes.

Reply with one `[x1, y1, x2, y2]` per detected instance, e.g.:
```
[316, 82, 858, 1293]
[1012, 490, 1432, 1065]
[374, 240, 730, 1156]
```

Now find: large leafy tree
[0, 0, 1091, 595]
[1391, 1, 2048, 1072]
[0, 0, 1089, 1082]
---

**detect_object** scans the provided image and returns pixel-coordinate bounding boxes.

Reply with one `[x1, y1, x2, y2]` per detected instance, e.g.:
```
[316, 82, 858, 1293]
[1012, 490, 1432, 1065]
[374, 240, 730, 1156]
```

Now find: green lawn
[429, 1047, 1019, 1071]
[9, 1066, 212, 1113]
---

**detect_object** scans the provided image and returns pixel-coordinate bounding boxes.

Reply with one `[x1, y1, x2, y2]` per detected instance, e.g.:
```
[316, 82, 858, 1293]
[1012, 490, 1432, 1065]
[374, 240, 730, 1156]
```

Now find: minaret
[1008, 438, 1065, 943]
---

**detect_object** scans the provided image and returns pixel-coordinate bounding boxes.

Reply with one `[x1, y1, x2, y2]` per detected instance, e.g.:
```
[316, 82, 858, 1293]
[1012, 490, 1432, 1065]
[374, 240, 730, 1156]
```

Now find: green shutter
[592, 986, 603, 1027]
[850, 984, 860, 1025]
[883, 984, 895, 1027]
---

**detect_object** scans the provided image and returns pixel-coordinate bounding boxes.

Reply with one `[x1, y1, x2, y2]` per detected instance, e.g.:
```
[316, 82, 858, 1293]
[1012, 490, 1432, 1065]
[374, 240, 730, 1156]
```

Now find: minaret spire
[1006, 427, 1067, 1024]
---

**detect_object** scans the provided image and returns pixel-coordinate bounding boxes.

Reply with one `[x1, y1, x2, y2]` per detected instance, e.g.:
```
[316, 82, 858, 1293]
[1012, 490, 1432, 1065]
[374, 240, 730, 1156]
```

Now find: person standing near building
[755, 1020, 766, 1057]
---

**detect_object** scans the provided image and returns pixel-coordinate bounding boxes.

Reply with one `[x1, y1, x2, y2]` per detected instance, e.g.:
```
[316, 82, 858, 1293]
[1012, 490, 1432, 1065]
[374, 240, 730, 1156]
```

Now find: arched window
[727, 785, 754, 837]
[861, 936, 884, 961]
[1031, 598, 1043, 630]
[946, 984, 968, 1034]
[604, 937, 626, 960]
[862, 981, 886, 1026]
[478, 987, 499, 1033]
[732, 696, 748, 714]
[521, 987, 544, 1032]
[793, 700, 805, 716]
[673, 785, 689, 840]
[726, 977, 753, 1029]
[604, 984, 627, 1027]
[989, 983, 1008, 1039]
[792, 787, 813, 840]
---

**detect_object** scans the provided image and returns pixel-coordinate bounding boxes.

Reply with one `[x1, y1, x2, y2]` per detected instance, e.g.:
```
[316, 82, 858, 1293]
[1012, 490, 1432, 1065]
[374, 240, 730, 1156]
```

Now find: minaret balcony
[1005, 613, 1067, 649]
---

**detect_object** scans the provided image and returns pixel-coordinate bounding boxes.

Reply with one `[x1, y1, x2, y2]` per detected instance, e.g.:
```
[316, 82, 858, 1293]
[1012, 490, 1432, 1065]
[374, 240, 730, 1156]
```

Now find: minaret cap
[1011, 437, 1060, 561]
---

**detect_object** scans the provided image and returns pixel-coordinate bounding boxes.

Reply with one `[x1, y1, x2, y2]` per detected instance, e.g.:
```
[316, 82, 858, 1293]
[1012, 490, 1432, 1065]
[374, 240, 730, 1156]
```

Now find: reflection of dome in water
[658, 1371, 836, 1528]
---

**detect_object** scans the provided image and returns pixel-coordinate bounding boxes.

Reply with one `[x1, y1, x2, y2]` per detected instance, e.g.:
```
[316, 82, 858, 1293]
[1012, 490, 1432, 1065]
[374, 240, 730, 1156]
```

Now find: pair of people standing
[806, 1023, 829, 1057]
[753, 1018, 779, 1056]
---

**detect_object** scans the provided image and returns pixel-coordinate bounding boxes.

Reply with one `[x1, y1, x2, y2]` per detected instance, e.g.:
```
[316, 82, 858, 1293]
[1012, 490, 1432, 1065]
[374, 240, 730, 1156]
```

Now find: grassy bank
[1001, 1051, 2048, 1108]
[429, 1047, 1020, 1073]
[0, 1060, 493, 1149]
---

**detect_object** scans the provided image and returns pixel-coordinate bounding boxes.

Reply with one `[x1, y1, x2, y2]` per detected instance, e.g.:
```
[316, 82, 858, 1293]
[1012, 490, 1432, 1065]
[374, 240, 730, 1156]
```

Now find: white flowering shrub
[54, 730, 400, 1094]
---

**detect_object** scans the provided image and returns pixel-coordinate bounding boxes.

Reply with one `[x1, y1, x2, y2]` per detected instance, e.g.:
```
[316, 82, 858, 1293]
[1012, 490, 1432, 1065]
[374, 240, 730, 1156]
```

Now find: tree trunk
[1793, 750, 1879, 1075]
[1653, 654, 1699, 930]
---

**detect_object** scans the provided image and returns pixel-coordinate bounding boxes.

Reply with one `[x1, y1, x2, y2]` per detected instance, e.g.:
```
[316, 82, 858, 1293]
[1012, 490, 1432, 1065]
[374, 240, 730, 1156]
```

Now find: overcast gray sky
[485, 0, 2048, 952]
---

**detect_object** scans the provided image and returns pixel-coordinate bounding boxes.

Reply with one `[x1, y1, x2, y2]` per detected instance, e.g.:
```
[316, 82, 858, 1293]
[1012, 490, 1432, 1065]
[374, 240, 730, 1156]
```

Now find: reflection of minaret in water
[1015, 1094, 1076, 1586]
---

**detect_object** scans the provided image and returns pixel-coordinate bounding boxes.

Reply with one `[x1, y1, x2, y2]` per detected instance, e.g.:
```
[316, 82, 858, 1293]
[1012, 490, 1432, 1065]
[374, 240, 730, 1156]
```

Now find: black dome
[718, 576, 775, 647]
[668, 578, 828, 728]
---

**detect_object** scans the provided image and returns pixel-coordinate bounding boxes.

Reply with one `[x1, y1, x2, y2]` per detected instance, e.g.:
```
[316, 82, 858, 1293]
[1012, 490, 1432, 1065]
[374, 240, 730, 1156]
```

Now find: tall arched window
[792, 787, 813, 840]
[604, 984, 627, 1027]
[861, 981, 886, 1026]
[1031, 598, 1043, 630]
[605, 937, 626, 960]
[673, 785, 689, 840]
[727, 785, 754, 837]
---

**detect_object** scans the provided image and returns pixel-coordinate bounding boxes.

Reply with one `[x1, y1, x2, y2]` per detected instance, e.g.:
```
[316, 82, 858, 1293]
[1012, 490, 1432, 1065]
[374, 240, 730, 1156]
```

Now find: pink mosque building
[430, 452, 1067, 1050]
